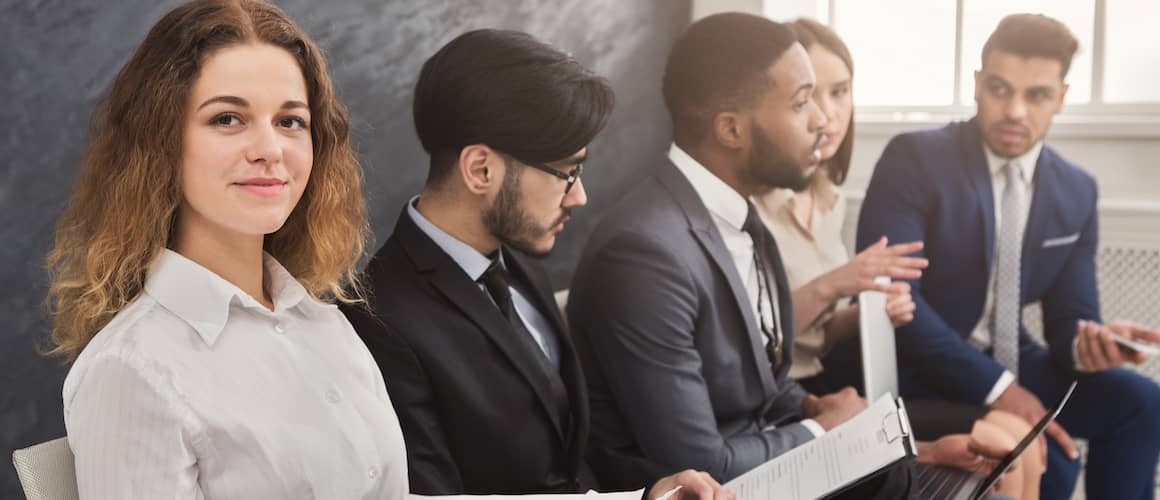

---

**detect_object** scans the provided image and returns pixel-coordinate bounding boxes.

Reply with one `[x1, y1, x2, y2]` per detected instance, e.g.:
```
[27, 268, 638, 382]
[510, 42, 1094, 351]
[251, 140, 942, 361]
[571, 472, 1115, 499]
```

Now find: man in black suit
[566, 14, 916, 498]
[343, 29, 729, 500]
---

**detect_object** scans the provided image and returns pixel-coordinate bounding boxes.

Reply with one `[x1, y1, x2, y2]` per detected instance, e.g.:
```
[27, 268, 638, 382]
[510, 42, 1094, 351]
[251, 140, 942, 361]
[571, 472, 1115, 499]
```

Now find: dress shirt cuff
[1072, 336, 1090, 372]
[800, 418, 826, 438]
[984, 371, 1016, 406]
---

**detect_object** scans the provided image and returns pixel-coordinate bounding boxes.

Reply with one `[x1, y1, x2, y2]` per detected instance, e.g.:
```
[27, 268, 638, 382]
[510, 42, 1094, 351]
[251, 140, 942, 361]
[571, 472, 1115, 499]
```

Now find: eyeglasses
[522, 160, 584, 194]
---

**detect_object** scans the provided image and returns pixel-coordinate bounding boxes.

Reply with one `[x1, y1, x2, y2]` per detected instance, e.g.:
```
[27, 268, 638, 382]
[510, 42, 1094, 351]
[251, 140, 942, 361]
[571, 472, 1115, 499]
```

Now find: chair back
[12, 437, 79, 500]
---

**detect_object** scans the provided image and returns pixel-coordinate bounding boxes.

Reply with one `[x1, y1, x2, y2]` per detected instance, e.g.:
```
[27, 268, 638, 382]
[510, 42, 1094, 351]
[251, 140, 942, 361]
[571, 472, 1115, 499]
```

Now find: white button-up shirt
[668, 143, 824, 438]
[63, 249, 408, 500]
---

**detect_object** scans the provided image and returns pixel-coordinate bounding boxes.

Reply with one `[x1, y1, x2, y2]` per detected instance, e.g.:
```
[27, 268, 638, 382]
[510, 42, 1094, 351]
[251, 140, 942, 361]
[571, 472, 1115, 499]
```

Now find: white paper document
[726, 394, 913, 500]
[411, 489, 644, 500]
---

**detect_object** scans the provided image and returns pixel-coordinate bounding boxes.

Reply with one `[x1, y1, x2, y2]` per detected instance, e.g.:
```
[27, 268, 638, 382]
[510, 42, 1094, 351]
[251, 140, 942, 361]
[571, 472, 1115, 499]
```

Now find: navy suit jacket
[856, 119, 1101, 404]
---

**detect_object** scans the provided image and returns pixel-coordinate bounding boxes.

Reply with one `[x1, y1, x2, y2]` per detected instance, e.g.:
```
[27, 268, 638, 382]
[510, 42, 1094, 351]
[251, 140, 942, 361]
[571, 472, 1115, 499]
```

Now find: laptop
[857, 283, 1079, 499]
[913, 381, 1077, 499]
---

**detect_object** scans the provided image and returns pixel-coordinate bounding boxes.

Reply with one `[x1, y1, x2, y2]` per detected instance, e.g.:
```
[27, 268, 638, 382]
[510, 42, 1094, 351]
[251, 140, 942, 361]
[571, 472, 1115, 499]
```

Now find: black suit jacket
[567, 159, 813, 488]
[342, 205, 596, 494]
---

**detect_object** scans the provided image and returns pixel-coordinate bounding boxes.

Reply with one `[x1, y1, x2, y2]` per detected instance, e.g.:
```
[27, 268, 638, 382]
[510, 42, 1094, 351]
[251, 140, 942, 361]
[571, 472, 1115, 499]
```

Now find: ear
[457, 144, 502, 196]
[711, 111, 746, 151]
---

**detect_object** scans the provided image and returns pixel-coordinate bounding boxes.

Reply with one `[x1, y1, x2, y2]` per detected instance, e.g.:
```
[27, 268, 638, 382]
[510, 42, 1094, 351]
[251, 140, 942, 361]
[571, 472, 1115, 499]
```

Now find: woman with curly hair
[44, 1, 398, 497]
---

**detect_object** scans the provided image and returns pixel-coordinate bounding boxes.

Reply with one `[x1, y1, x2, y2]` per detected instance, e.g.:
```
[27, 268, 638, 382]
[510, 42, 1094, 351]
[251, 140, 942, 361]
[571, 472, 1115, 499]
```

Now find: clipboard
[819, 397, 916, 500]
[727, 394, 917, 500]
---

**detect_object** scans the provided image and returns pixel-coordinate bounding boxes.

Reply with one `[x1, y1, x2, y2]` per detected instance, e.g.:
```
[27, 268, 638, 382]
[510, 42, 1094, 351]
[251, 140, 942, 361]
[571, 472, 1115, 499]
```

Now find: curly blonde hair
[45, 0, 367, 361]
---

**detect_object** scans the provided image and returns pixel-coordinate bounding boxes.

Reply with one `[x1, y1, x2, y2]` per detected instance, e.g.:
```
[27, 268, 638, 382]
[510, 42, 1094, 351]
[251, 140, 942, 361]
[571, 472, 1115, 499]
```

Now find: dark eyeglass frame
[522, 160, 584, 194]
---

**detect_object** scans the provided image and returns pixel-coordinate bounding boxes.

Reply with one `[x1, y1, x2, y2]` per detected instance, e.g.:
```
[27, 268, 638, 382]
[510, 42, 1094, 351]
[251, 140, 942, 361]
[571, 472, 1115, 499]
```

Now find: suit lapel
[962, 120, 998, 271]
[1020, 148, 1060, 302]
[394, 208, 568, 442]
[505, 250, 585, 444]
[656, 161, 778, 394]
[507, 251, 590, 468]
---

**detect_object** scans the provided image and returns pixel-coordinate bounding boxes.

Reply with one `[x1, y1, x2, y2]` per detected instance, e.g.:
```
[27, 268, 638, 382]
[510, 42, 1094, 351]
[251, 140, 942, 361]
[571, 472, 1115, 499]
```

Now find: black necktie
[478, 258, 572, 427]
[741, 202, 784, 370]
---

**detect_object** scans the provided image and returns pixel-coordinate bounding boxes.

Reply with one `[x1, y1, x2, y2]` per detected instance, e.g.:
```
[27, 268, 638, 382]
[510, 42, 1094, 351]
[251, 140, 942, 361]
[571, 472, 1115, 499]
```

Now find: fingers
[1046, 421, 1079, 460]
[1077, 320, 1102, 371]
[1096, 327, 1124, 367]
[886, 240, 924, 256]
[885, 264, 923, 280]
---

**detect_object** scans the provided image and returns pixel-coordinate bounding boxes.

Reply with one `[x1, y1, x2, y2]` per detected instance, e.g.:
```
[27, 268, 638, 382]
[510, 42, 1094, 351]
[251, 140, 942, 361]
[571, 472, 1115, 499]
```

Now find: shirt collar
[983, 141, 1042, 186]
[768, 170, 841, 215]
[143, 249, 315, 347]
[668, 143, 749, 232]
[407, 196, 495, 281]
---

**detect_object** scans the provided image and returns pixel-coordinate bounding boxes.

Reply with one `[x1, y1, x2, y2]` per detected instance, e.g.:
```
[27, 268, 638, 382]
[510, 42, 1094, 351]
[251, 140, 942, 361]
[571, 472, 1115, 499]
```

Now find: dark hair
[790, 18, 854, 186]
[413, 29, 615, 186]
[663, 13, 798, 145]
[983, 13, 1079, 79]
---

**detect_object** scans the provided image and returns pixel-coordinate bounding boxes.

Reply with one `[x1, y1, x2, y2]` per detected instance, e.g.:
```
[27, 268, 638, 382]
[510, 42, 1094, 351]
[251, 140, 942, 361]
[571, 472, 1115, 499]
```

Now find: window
[764, 0, 1160, 117]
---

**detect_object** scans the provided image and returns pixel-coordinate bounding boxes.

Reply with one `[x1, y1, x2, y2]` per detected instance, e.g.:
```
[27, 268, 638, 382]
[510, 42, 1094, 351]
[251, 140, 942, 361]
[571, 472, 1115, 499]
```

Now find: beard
[745, 121, 817, 192]
[482, 165, 567, 258]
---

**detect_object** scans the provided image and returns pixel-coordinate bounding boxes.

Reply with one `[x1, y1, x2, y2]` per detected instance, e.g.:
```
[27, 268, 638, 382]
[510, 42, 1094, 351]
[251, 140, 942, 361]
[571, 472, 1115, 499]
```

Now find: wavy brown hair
[45, 0, 367, 361]
[790, 18, 854, 186]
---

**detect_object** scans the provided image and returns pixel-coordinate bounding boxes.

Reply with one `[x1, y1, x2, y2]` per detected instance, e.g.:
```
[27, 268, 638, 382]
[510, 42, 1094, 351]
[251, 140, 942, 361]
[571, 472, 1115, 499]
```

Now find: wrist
[813, 278, 841, 305]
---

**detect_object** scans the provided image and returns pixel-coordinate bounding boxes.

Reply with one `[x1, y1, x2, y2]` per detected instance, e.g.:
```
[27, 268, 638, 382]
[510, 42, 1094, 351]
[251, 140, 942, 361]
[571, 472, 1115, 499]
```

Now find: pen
[656, 485, 683, 500]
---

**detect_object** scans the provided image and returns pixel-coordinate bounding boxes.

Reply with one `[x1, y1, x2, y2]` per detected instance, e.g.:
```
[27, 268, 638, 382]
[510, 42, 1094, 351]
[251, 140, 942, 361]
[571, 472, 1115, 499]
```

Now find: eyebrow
[552, 152, 588, 166]
[792, 83, 815, 99]
[196, 95, 309, 111]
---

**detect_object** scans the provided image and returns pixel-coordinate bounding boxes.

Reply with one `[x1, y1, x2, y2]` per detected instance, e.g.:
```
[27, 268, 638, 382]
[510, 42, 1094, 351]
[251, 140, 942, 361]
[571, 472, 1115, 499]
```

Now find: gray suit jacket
[567, 159, 813, 487]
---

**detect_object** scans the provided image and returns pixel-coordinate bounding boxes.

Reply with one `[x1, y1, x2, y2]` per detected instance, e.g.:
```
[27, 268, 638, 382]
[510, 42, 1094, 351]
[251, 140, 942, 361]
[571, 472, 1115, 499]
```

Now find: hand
[801, 387, 867, 430]
[917, 434, 1012, 472]
[991, 382, 1078, 463]
[884, 281, 915, 327]
[1077, 319, 1160, 370]
[818, 237, 927, 301]
[648, 469, 734, 500]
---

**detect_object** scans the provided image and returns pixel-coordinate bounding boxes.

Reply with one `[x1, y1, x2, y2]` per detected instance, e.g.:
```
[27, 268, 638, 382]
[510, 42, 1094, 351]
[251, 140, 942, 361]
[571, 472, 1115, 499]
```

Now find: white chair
[12, 437, 79, 500]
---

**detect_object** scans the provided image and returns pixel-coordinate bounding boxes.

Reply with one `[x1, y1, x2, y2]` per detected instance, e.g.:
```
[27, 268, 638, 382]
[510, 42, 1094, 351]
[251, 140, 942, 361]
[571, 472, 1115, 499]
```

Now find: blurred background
[2, 1, 1157, 499]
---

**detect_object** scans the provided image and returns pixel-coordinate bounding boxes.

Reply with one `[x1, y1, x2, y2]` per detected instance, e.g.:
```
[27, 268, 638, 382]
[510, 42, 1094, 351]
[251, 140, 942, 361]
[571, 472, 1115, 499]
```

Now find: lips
[233, 177, 287, 197]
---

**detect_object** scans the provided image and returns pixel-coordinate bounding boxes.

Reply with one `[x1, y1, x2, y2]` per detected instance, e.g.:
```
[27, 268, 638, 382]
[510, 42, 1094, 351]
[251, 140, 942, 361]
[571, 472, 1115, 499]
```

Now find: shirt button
[273, 323, 285, 334]
[367, 466, 378, 479]
[326, 388, 342, 404]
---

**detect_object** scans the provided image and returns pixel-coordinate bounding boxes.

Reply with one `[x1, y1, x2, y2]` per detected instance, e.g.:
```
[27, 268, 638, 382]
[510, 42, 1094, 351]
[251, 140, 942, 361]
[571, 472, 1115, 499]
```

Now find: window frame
[762, 0, 1160, 138]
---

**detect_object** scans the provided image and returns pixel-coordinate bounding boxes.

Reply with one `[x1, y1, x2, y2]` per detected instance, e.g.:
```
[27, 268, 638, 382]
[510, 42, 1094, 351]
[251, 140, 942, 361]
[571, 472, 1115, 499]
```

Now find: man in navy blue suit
[855, 14, 1160, 500]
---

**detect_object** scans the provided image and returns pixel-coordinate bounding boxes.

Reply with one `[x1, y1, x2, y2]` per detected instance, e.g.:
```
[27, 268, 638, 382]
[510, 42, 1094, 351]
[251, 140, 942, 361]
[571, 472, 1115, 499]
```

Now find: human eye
[209, 113, 243, 127]
[277, 115, 310, 130]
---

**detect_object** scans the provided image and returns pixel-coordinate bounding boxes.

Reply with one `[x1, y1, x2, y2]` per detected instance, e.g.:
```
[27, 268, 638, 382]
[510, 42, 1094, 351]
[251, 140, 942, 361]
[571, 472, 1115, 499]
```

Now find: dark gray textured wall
[0, 1, 689, 497]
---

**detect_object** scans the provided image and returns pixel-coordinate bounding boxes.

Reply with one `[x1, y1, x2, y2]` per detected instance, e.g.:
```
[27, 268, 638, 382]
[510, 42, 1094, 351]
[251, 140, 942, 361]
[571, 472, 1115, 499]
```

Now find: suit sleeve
[856, 135, 1006, 404]
[342, 304, 465, 494]
[570, 231, 814, 483]
[1039, 184, 1101, 371]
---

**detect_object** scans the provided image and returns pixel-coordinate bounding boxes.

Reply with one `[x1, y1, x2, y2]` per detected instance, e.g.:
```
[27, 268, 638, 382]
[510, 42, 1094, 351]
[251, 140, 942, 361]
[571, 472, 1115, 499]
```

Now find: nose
[245, 123, 283, 165]
[808, 98, 828, 132]
[817, 95, 838, 126]
[563, 178, 588, 208]
[1005, 95, 1028, 121]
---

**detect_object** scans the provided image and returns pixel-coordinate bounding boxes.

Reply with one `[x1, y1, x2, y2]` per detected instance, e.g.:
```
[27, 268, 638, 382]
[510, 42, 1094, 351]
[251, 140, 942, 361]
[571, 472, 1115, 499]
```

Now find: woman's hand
[885, 281, 916, 327]
[819, 237, 927, 302]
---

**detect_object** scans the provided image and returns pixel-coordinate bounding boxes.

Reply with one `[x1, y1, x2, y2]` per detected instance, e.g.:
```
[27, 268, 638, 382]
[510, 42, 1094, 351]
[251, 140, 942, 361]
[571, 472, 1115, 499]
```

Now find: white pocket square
[1042, 233, 1080, 248]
